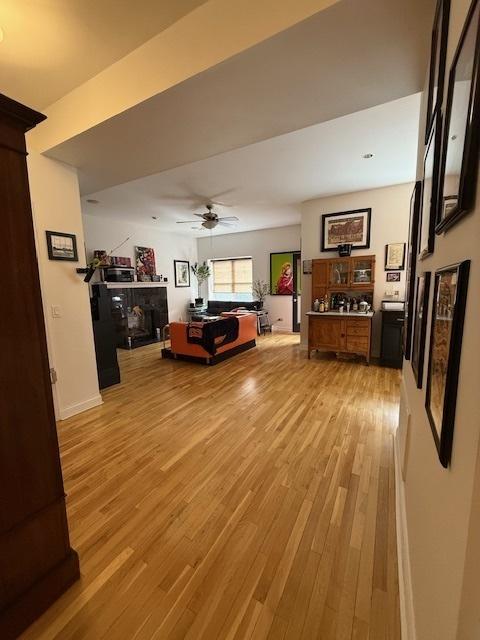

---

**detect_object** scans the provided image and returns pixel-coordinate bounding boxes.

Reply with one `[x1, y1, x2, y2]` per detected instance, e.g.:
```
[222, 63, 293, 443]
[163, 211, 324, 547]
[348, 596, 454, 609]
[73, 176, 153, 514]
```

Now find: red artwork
[135, 246, 156, 276]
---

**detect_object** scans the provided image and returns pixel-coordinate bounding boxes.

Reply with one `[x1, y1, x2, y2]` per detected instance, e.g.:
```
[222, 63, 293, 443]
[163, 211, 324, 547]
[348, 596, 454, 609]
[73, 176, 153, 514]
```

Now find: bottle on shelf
[313, 298, 320, 312]
[324, 295, 329, 312]
[319, 298, 325, 313]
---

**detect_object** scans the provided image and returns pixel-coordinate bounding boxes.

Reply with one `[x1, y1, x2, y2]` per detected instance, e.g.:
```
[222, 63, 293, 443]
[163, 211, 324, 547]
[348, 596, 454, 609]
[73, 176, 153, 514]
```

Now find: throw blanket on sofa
[186, 317, 240, 356]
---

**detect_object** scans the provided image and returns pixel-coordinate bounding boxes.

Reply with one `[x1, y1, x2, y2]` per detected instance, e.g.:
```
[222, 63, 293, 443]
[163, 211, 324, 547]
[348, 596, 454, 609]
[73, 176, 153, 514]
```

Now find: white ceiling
[82, 92, 421, 236]
[48, 0, 435, 195]
[0, 0, 207, 109]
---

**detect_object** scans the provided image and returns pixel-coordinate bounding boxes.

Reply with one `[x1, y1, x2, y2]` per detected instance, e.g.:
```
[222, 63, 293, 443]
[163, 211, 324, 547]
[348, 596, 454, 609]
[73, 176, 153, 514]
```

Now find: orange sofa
[162, 313, 257, 364]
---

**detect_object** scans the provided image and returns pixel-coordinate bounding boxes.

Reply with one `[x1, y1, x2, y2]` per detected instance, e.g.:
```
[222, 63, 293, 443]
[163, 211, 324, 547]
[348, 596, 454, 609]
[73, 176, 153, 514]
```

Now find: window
[211, 257, 253, 301]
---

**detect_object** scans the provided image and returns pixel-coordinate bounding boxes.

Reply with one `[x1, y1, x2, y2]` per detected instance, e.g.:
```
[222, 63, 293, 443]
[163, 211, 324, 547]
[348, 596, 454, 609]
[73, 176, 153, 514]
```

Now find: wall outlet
[51, 305, 62, 318]
[277, 317, 283, 322]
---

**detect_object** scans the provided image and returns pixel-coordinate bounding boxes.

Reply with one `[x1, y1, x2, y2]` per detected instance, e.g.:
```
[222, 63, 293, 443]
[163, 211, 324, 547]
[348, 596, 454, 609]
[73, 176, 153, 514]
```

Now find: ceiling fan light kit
[177, 203, 239, 230]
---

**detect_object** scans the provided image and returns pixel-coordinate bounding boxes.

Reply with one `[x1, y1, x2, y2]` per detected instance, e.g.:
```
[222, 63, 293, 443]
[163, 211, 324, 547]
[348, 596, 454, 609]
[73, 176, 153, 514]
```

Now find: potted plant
[191, 261, 211, 305]
[252, 279, 269, 309]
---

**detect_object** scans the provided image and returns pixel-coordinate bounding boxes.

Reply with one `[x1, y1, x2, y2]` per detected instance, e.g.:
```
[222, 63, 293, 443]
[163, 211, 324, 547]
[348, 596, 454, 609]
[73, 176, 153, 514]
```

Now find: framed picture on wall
[425, 261, 470, 467]
[419, 113, 442, 258]
[174, 260, 190, 287]
[411, 272, 431, 388]
[385, 243, 406, 270]
[270, 252, 296, 295]
[135, 246, 156, 277]
[436, 0, 480, 233]
[386, 272, 401, 282]
[45, 231, 78, 261]
[425, 0, 451, 142]
[404, 181, 422, 360]
[320, 208, 371, 252]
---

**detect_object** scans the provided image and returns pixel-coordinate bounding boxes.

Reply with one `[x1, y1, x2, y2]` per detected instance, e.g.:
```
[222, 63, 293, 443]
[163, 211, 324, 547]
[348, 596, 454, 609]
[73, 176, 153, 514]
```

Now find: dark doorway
[292, 251, 301, 333]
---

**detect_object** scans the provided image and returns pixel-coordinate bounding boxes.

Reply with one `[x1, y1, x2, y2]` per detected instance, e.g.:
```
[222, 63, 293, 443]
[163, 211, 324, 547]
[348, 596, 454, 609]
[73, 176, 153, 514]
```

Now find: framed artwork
[93, 250, 112, 267]
[174, 260, 190, 287]
[404, 182, 422, 360]
[303, 259, 312, 275]
[411, 272, 431, 388]
[45, 231, 78, 261]
[270, 252, 296, 295]
[320, 208, 371, 252]
[135, 246, 156, 277]
[436, 0, 480, 233]
[419, 113, 442, 258]
[425, 261, 470, 467]
[385, 243, 406, 270]
[386, 272, 401, 282]
[425, 0, 451, 142]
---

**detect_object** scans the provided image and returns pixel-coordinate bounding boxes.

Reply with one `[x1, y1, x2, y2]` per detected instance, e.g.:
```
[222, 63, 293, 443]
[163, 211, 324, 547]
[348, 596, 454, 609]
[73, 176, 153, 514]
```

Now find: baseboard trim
[394, 434, 416, 640]
[59, 394, 103, 420]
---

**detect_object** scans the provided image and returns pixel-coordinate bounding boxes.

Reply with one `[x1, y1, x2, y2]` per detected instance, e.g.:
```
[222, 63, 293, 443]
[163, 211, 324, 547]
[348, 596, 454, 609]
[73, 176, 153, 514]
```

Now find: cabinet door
[312, 259, 328, 303]
[350, 256, 375, 288]
[328, 258, 350, 288]
[310, 317, 346, 350]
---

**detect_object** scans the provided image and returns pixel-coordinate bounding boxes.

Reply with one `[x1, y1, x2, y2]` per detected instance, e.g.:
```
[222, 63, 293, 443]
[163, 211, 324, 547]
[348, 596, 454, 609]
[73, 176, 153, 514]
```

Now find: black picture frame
[45, 231, 78, 262]
[404, 182, 422, 360]
[320, 208, 371, 252]
[386, 272, 401, 282]
[425, 260, 470, 467]
[174, 260, 190, 287]
[384, 243, 406, 271]
[436, 0, 480, 233]
[425, 0, 451, 142]
[411, 272, 431, 388]
[270, 251, 296, 295]
[419, 112, 442, 259]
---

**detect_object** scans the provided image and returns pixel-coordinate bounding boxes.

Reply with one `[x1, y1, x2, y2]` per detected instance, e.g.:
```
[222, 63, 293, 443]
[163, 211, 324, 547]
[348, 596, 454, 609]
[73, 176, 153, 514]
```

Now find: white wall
[398, 0, 480, 638]
[301, 183, 412, 356]
[27, 152, 102, 420]
[83, 215, 198, 323]
[197, 225, 301, 331]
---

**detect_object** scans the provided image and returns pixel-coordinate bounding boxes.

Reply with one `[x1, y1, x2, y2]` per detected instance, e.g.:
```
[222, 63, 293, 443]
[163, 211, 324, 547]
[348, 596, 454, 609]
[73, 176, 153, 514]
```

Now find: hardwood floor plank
[19, 335, 401, 640]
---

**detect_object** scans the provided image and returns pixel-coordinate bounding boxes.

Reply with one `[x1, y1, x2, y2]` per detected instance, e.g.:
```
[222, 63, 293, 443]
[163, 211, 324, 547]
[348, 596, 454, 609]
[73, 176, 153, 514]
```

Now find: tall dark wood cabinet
[0, 94, 79, 639]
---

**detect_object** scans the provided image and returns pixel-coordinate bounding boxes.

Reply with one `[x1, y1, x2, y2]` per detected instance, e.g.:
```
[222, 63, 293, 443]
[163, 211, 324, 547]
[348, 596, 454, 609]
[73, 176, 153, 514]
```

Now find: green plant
[191, 261, 211, 298]
[252, 279, 269, 303]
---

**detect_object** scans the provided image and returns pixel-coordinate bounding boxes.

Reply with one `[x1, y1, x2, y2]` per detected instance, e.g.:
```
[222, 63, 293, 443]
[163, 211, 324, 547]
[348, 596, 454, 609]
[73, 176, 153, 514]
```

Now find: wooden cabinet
[0, 94, 79, 640]
[311, 255, 375, 305]
[308, 314, 372, 363]
[312, 259, 328, 302]
[350, 256, 375, 288]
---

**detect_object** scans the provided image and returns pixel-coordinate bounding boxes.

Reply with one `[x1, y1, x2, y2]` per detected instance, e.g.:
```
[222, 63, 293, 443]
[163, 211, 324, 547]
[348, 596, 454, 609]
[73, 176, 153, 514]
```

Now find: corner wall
[83, 215, 198, 323]
[27, 152, 102, 420]
[197, 225, 301, 332]
[398, 0, 480, 638]
[301, 183, 412, 356]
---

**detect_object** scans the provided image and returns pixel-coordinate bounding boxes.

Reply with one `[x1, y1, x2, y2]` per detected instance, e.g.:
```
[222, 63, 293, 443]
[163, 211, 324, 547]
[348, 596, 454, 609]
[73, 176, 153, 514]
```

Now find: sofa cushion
[206, 300, 260, 315]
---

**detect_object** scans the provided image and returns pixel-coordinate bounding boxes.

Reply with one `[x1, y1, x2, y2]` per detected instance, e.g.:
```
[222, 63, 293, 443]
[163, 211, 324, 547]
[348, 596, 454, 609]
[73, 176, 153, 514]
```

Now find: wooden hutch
[307, 254, 376, 363]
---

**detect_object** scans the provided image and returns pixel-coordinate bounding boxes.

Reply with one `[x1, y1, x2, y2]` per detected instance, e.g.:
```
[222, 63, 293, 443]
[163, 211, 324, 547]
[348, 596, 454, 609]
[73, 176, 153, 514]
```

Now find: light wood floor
[22, 334, 401, 640]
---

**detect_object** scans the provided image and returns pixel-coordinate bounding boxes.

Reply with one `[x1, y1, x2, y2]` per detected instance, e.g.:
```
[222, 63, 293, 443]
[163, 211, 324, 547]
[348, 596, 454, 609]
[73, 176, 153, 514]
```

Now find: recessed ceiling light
[152, 216, 158, 220]
[86, 198, 99, 204]
[362, 153, 374, 159]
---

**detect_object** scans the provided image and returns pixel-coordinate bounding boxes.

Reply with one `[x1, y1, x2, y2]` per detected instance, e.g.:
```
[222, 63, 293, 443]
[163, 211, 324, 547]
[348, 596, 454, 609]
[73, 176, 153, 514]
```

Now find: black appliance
[90, 284, 120, 388]
[103, 266, 135, 282]
[380, 302, 405, 368]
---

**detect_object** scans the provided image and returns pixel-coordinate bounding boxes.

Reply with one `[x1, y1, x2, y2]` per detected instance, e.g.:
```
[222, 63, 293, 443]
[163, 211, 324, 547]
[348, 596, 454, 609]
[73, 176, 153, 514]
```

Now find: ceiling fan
[176, 204, 239, 230]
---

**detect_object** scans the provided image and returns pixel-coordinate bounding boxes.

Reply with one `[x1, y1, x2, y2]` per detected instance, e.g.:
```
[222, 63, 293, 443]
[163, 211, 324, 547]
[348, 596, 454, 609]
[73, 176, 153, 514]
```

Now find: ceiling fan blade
[218, 216, 239, 221]
[218, 221, 234, 227]
[176, 220, 199, 224]
[210, 200, 233, 208]
[191, 226, 207, 230]
[194, 213, 207, 218]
